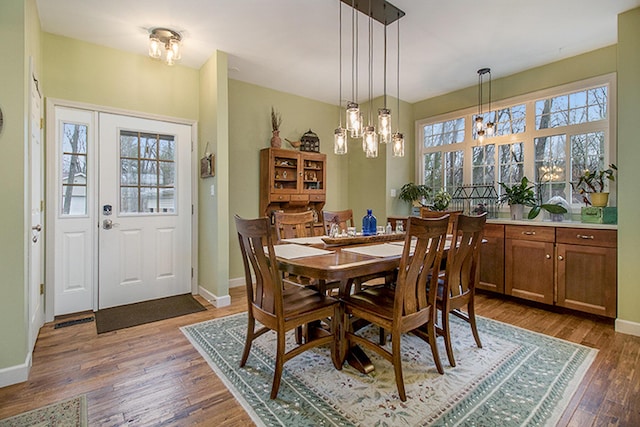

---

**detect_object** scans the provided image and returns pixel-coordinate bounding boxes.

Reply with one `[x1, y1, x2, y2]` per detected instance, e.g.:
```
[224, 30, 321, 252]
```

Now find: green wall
[0, 0, 28, 371]
[198, 51, 230, 299]
[617, 8, 640, 326]
[42, 34, 199, 120]
[228, 79, 348, 279]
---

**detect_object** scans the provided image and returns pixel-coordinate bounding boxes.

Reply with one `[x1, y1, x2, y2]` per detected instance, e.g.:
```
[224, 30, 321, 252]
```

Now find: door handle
[103, 219, 119, 230]
[32, 224, 42, 232]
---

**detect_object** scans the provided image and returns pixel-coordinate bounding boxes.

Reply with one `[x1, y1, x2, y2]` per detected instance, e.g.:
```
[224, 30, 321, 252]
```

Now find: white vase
[510, 204, 524, 220]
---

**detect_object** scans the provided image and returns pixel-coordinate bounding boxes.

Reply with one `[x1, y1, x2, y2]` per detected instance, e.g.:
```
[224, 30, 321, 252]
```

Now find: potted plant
[270, 106, 282, 148]
[572, 164, 617, 207]
[431, 189, 452, 211]
[399, 183, 431, 214]
[499, 177, 567, 220]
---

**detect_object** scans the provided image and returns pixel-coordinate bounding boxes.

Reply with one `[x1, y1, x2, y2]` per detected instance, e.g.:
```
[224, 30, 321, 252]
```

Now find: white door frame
[45, 99, 199, 321]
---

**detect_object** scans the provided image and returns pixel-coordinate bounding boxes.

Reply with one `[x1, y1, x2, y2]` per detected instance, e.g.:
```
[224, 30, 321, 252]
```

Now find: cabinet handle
[558, 255, 564, 261]
[576, 234, 594, 240]
[545, 254, 551, 259]
[522, 231, 536, 236]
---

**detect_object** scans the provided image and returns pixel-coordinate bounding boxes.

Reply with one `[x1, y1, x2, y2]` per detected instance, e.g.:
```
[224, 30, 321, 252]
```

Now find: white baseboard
[0, 352, 31, 388]
[615, 318, 640, 337]
[198, 285, 231, 308]
[229, 276, 245, 288]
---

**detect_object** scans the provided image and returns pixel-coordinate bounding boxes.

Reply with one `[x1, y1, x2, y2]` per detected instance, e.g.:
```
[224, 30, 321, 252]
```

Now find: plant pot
[590, 192, 609, 207]
[509, 204, 524, 220]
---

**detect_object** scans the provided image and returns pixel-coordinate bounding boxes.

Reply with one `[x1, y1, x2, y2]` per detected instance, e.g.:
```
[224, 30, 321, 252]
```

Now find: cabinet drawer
[290, 194, 309, 202]
[505, 225, 555, 242]
[309, 194, 326, 202]
[483, 223, 505, 238]
[270, 194, 290, 202]
[556, 228, 617, 248]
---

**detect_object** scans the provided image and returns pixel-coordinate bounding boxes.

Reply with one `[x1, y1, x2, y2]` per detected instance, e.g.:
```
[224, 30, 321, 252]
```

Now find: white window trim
[415, 73, 617, 208]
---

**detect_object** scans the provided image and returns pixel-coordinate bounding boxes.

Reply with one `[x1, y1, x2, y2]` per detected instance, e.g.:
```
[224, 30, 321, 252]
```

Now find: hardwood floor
[1, 288, 639, 426]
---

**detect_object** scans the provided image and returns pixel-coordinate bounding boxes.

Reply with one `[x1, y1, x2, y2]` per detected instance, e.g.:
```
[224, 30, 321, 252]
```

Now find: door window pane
[120, 130, 176, 214]
[61, 122, 88, 215]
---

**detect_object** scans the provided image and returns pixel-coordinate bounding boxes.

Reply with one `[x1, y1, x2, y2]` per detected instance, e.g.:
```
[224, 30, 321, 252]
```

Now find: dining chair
[436, 213, 487, 367]
[420, 207, 462, 235]
[273, 210, 316, 242]
[234, 214, 340, 399]
[322, 209, 354, 235]
[339, 215, 449, 401]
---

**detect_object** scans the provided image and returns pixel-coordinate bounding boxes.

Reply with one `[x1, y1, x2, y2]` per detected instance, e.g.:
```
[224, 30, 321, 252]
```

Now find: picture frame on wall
[200, 154, 214, 178]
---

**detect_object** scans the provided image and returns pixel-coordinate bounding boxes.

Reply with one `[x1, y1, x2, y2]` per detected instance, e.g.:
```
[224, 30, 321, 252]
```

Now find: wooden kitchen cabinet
[478, 223, 505, 293]
[259, 148, 326, 232]
[556, 228, 617, 317]
[505, 225, 555, 305]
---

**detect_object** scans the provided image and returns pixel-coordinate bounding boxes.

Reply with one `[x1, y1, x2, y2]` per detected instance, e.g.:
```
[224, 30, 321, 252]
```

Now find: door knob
[32, 224, 42, 232]
[103, 219, 119, 230]
[558, 255, 564, 261]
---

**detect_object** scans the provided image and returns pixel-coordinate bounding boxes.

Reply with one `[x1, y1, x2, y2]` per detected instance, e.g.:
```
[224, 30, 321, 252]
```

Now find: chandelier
[475, 67, 494, 144]
[334, 0, 405, 158]
[148, 28, 182, 66]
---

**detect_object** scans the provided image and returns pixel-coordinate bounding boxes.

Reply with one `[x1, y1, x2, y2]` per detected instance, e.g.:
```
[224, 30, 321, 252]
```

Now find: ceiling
[36, 0, 640, 105]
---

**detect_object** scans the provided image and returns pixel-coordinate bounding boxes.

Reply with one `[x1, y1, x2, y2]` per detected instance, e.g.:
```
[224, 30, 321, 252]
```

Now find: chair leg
[468, 301, 482, 349]
[379, 327, 387, 345]
[442, 309, 456, 367]
[428, 320, 445, 375]
[331, 305, 342, 370]
[240, 315, 255, 367]
[391, 335, 407, 402]
[270, 330, 286, 399]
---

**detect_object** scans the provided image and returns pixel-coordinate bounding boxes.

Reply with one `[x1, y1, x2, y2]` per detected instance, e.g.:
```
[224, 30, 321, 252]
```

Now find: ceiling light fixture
[149, 27, 182, 66]
[391, 11, 404, 157]
[334, 1, 347, 155]
[475, 67, 494, 144]
[336, 0, 404, 158]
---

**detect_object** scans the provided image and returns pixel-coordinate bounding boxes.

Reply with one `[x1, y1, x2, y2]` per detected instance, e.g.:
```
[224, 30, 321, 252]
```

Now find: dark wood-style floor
[1, 288, 639, 426]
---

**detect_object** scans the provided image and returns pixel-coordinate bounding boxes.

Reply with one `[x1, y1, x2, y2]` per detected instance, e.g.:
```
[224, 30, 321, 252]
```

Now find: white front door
[28, 64, 44, 347]
[98, 113, 192, 309]
[48, 106, 193, 315]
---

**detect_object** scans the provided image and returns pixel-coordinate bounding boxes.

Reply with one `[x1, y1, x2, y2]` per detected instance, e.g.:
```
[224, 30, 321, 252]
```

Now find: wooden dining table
[274, 235, 409, 373]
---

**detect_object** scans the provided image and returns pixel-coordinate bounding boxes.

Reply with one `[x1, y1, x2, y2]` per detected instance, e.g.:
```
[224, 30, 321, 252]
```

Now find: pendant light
[476, 67, 494, 144]
[377, 22, 391, 144]
[392, 12, 404, 157]
[334, 0, 347, 154]
[363, 0, 378, 158]
[345, 0, 361, 137]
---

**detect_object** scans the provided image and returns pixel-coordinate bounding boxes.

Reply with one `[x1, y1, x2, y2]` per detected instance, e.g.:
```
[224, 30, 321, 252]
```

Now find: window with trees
[61, 122, 88, 216]
[417, 74, 614, 207]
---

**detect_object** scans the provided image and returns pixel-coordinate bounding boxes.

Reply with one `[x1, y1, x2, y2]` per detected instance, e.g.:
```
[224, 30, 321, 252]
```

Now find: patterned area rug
[182, 313, 596, 426]
[0, 395, 87, 427]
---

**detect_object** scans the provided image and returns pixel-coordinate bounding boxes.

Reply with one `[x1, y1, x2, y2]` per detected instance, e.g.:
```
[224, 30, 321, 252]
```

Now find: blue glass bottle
[362, 209, 377, 236]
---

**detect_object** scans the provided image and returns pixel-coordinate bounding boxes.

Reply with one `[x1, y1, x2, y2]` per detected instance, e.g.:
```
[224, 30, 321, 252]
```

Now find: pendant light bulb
[334, 127, 347, 154]
[378, 108, 392, 143]
[392, 132, 404, 157]
[364, 126, 378, 158]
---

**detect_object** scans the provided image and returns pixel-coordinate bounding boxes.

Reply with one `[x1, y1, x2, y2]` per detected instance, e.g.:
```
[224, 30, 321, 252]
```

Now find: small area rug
[0, 395, 87, 427]
[96, 293, 206, 334]
[182, 313, 597, 427]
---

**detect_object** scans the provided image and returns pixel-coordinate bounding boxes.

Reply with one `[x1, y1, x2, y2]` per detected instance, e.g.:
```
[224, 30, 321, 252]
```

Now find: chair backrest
[445, 213, 487, 299]
[273, 210, 315, 242]
[394, 216, 449, 324]
[420, 208, 463, 235]
[322, 209, 354, 235]
[234, 215, 283, 317]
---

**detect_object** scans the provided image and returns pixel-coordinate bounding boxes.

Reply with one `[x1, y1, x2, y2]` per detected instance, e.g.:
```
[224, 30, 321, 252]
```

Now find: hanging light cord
[368, 0, 374, 125]
[383, 13, 387, 109]
[338, 1, 343, 126]
[396, 11, 400, 130]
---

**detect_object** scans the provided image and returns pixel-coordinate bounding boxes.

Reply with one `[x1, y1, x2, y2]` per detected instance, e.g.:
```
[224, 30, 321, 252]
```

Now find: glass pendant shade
[475, 116, 484, 131]
[477, 129, 485, 144]
[169, 39, 181, 60]
[346, 102, 360, 132]
[334, 127, 347, 154]
[392, 132, 404, 157]
[378, 108, 392, 143]
[149, 36, 162, 59]
[363, 126, 378, 158]
[486, 121, 495, 136]
[350, 112, 362, 138]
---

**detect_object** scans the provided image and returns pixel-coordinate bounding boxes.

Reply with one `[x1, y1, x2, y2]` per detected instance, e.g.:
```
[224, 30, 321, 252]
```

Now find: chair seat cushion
[343, 286, 395, 320]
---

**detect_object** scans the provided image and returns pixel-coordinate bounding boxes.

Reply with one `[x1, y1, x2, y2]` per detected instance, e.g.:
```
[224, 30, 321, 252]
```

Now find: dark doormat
[95, 293, 207, 334]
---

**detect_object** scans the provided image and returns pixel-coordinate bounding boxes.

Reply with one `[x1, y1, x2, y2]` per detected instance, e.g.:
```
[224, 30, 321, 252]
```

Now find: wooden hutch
[259, 147, 326, 234]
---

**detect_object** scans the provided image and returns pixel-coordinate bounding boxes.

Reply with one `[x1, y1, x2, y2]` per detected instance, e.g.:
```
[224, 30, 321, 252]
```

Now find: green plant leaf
[540, 204, 568, 214]
[528, 205, 541, 219]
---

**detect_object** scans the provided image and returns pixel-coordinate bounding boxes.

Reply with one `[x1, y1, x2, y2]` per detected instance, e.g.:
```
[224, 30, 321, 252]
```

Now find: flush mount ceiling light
[148, 27, 182, 66]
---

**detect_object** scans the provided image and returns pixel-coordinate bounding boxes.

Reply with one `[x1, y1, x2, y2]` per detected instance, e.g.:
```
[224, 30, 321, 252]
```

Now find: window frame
[415, 73, 617, 210]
